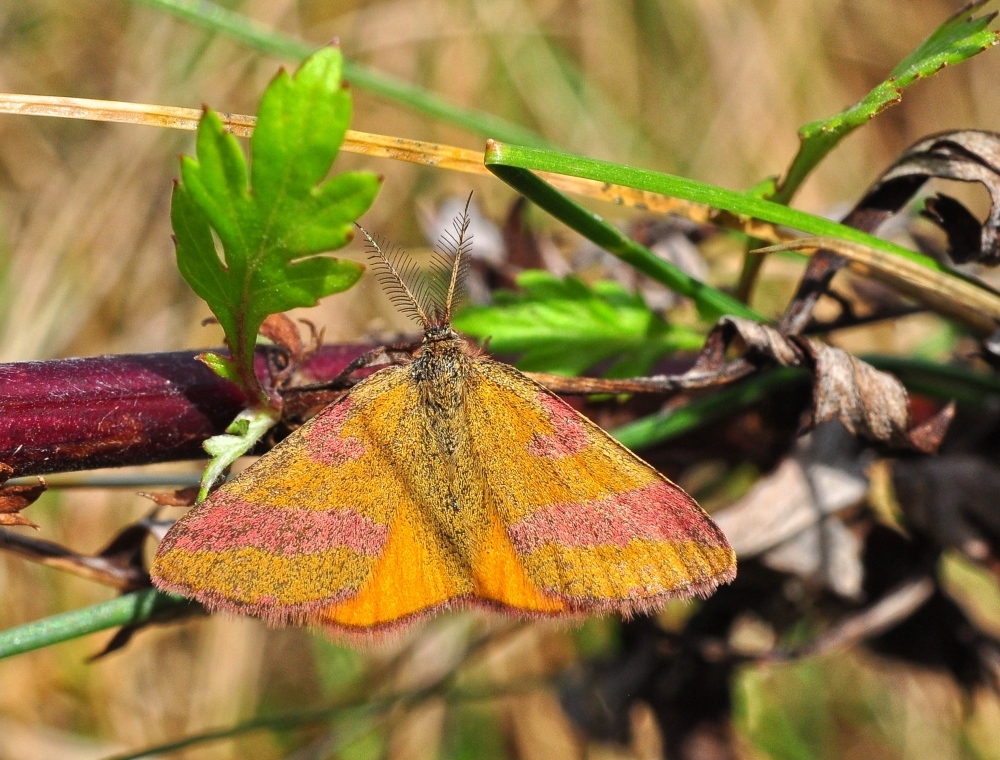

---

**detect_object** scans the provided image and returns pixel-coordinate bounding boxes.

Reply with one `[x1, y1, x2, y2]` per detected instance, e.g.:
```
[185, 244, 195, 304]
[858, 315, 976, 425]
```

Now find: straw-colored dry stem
[0, 93, 785, 241]
[755, 237, 1000, 335]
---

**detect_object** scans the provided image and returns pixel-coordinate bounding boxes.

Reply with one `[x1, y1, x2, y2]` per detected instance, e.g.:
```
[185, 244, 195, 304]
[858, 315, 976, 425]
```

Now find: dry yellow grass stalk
[0, 93, 784, 241]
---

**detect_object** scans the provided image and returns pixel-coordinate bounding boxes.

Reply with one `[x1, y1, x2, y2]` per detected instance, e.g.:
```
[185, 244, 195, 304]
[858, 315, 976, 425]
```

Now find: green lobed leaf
[173, 46, 380, 400]
[775, 1, 999, 202]
[452, 271, 704, 377]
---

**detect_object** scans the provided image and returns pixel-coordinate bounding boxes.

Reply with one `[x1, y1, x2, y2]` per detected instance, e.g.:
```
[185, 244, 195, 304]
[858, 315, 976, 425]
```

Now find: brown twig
[0, 528, 149, 591]
[771, 577, 935, 661]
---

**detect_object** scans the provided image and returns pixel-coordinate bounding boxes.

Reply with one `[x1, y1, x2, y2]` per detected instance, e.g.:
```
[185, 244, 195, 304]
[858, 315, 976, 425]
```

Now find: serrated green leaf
[776, 2, 999, 202]
[173, 46, 381, 401]
[453, 271, 704, 377]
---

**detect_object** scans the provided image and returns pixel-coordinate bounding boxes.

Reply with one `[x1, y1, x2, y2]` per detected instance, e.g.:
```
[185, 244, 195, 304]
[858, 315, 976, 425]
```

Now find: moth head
[357, 193, 474, 332]
[422, 324, 459, 345]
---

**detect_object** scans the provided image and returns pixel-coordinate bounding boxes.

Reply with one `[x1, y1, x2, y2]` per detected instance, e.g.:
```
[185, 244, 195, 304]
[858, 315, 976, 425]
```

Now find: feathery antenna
[359, 192, 475, 330]
[356, 225, 431, 329]
[441, 192, 474, 323]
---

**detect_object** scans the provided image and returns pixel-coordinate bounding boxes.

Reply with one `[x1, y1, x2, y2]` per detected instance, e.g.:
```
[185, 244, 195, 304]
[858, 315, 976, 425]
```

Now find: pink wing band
[160, 496, 389, 557]
[527, 393, 589, 458]
[301, 397, 367, 466]
[507, 481, 726, 552]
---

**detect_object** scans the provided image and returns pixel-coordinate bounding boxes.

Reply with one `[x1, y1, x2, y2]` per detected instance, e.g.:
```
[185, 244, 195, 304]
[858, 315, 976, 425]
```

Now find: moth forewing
[150, 195, 735, 637]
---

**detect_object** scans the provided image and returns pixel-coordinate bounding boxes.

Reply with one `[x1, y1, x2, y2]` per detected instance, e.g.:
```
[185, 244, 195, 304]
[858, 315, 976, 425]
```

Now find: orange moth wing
[462, 359, 736, 614]
[152, 199, 735, 637]
[152, 351, 735, 634]
[152, 350, 735, 634]
[153, 358, 568, 634]
[151, 366, 415, 625]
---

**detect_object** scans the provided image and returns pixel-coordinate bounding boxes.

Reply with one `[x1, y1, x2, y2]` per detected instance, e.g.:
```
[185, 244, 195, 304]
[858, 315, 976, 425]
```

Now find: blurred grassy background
[2, 1, 1000, 758]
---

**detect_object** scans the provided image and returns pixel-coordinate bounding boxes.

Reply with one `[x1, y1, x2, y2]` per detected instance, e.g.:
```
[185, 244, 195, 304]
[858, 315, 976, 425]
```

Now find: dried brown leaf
[0, 482, 47, 514]
[139, 486, 199, 507]
[259, 313, 304, 360]
[539, 316, 952, 452]
[714, 317, 951, 452]
[847, 130, 1000, 264]
[0, 462, 44, 529]
[0, 513, 39, 528]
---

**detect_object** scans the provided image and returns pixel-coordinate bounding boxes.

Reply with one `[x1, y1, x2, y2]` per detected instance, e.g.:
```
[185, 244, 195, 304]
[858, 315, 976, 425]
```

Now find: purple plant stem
[0, 346, 372, 477]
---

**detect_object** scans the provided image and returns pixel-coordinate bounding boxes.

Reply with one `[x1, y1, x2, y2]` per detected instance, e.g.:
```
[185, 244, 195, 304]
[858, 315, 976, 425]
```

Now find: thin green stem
[611, 369, 805, 451]
[129, 0, 550, 148]
[109, 702, 376, 760]
[486, 162, 762, 321]
[108, 677, 547, 759]
[0, 590, 191, 659]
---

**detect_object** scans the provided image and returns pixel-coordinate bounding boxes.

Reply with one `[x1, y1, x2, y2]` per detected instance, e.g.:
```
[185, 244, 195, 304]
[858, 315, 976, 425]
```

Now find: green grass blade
[0, 590, 190, 660]
[129, 0, 551, 148]
[611, 369, 805, 451]
[484, 141, 986, 281]
[774, 2, 999, 203]
[485, 161, 762, 321]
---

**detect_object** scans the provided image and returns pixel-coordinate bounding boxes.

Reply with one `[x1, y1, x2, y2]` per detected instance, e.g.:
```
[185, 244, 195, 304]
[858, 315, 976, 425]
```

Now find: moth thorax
[412, 334, 469, 394]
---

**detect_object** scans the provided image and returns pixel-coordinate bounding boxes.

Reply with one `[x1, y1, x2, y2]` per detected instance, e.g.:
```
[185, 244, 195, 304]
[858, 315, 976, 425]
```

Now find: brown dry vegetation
[2, 1, 1000, 759]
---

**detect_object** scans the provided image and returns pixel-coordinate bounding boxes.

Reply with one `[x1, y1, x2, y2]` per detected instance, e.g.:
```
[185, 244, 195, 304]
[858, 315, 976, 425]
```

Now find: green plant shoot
[453, 271, 704, 377]
[775, 1, 999, 202]
[172, 45, 381, 404]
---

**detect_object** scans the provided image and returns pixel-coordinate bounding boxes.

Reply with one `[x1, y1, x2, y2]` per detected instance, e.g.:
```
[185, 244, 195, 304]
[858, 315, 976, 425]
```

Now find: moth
[151, 201, 736, 636]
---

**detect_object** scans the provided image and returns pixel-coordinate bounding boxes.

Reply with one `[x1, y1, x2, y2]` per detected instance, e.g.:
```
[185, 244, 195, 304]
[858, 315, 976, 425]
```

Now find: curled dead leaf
[711, 317, 952, 452]
[259, 314, 325, 400]
[846, 130, 1000, 265]
[259, 313, 305, 360]
[526, 317, 950, 456]
[0, 462, 44, 529]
